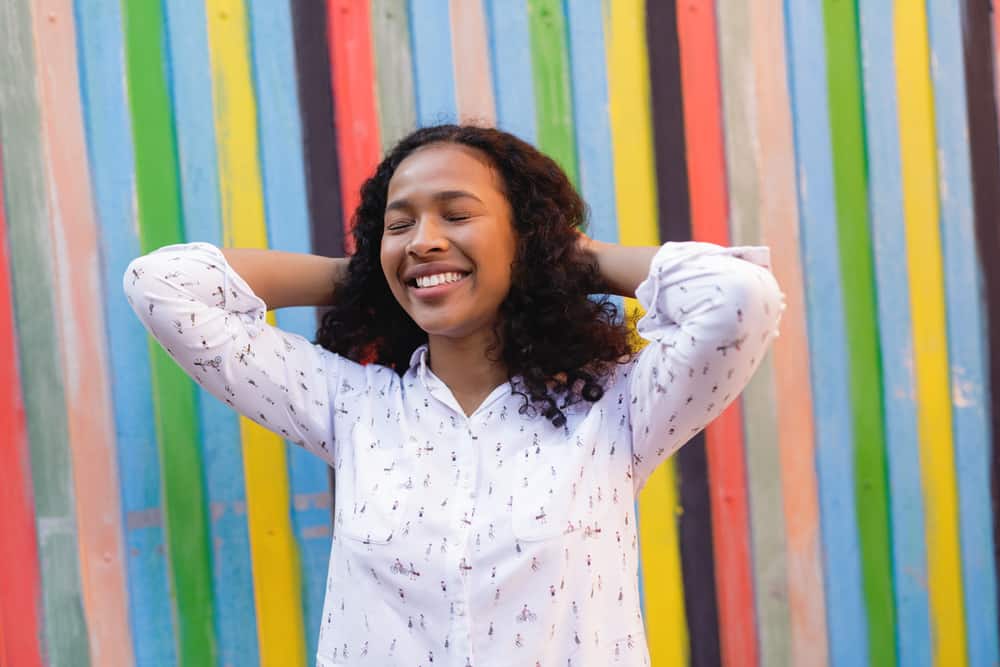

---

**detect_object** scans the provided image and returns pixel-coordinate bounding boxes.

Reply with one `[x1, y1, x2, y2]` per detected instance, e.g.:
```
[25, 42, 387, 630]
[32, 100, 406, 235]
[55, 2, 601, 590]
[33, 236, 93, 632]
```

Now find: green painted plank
[0, 1, 91, 664]
[371, 0, 417, 152]
[821, 1, 896, 664]
[121, 1, 217, 664]
[526, 0, 578, 186]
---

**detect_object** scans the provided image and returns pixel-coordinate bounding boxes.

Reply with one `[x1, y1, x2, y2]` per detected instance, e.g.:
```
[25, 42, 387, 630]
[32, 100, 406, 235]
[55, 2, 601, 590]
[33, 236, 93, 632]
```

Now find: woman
[124, 124, 784, 666]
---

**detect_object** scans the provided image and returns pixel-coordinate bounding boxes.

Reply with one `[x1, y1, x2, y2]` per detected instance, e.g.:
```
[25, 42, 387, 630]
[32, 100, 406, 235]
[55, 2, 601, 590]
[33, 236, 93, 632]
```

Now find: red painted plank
[0, 147, 46, 667]
[326, 0, 381, 255]
[675, 1, 760, 664]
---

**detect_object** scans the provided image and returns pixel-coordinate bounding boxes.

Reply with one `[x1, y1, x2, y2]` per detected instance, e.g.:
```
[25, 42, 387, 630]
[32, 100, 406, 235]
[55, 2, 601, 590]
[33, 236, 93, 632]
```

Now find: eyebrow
[385, 190, 484, 214]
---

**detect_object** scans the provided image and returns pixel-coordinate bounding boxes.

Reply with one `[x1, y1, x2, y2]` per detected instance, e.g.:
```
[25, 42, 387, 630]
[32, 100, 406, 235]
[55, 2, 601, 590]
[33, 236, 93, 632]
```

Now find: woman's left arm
[578, 232, 786, 492]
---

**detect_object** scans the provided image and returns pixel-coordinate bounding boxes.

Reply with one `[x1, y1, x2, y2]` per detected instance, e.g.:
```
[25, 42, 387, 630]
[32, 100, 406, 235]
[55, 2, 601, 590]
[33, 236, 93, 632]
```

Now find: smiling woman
[122, 122, 782, 666]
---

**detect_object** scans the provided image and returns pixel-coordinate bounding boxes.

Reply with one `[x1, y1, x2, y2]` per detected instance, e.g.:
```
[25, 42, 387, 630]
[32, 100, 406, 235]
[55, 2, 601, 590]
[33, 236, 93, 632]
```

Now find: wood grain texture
[527, 0, 578, 185]
[247, 0, 334, 655]
[675, 2, 759, 663]
[959, 0, 1000, 650]
[716, 0, 791, 663]
[0, 2, 91, 663]
[372, 0, 418, 151]
[855, 4, 932, 666]
[750, 2, 829, 663]
[204, 1, 308, 663]
[820, 2, 896, 664]
[408, 0, 458, 126]
[894, 3, 969, 665]
[327, 0, 382, 255]
[783, 2, 871, 664]
[0, 145, 46, 667]
[484, 0, 537, 142]
[449, 0, 495, 126]
[123, 0, 218, 662]
[606, 2, 690, 664]
[925, 1, 1000, 663]
[74, 0, 179, 662]
[161, 2, 259, 662]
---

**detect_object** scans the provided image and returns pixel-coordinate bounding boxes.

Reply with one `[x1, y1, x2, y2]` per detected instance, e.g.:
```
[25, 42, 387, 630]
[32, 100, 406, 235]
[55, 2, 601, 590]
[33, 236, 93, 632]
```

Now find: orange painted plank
[750, 1, 829, 664]
[326, 0, 381, 255]
[675, 0, 759, 664]
[29, 2, 133, 664]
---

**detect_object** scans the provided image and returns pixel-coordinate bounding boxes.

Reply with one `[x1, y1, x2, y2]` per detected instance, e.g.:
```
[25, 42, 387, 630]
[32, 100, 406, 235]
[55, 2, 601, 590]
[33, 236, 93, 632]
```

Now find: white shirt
[123, 240, 783, 667]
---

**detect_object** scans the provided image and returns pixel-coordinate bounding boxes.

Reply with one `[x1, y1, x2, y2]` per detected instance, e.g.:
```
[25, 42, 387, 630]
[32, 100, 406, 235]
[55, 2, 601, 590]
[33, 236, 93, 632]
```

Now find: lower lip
[407, 274, 470, 300]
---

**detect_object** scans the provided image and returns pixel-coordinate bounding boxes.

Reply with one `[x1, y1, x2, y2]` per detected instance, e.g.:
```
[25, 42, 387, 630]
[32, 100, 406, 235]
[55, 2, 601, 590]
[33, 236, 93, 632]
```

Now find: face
[380, 143, 518, 340]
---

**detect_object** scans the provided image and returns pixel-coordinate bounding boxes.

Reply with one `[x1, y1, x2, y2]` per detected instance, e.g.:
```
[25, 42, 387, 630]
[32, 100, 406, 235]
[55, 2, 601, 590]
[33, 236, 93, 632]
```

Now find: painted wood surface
[855, 4, 932, 666]
[0, 2, 91, 664]
[750, 2, 829, 663]
[820, 2, 897, 664]
[0, 2, 997, 664]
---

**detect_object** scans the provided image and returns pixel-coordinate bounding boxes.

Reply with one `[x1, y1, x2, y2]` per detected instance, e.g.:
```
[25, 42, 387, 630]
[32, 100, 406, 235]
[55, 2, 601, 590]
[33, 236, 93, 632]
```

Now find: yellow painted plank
[204, 1, 307, 664]
[893, 4, 968, 665]
[605, 2, 689, 665]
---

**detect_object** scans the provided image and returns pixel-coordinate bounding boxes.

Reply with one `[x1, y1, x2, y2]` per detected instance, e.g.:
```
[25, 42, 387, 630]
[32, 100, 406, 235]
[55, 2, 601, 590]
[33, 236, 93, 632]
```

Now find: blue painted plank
[782, 3, 870, 665]
[73, 1, 177, 663]
[923, 1, 1000, 663]
[246, 0, 333, 657]
[484, 0, 537, 143]
[408, 0, 457, 125]
[855, 4, 932, 666]
[161, 3, 260, 664]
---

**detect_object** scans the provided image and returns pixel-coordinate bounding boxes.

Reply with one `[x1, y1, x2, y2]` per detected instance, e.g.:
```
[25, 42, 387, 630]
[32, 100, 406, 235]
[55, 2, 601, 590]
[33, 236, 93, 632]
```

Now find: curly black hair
[314, 124, 637, 427]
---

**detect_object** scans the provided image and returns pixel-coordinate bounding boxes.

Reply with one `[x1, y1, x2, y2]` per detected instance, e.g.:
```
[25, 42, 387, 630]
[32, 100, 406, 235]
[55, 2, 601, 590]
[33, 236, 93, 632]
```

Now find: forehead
[386, 143, 503, 200]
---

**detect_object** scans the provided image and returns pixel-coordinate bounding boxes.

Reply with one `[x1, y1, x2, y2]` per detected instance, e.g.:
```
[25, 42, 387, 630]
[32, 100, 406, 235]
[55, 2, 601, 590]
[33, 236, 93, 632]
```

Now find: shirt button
[454, 600, 466, 616]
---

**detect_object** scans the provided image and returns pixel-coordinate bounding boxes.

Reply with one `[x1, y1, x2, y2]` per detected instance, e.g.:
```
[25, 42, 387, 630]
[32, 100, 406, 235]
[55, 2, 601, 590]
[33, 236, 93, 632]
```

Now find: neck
[425, 330, 508, 413]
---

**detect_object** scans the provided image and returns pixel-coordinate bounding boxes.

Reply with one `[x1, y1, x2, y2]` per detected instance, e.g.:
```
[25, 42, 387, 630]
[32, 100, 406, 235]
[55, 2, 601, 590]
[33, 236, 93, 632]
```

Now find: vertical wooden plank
[122, 0, 219, 662]
[675, 2, 759, 664]
[646, 3, 722, 665]
[894, 3, 970, 665]
[0, 2, 91, 663]
[327, 0, 382, 255]
[783, 2, 871, 664]
[855, 4, 932, 666]
[291, 1, 346, 259]
[606, 2, 690, 665]
[203, 1, 308, 663]
[247, 0, 335, 656]
[372, 0, 418, 150]
[485, 0, 537, 142]
[716, 0, 791, 663]
[958, 0, 1000, 648]
[0, 148, 46, 667]
[408, 0, 458, 126]
[161, 2, 260, 662]
[925, 1, 1000, 664]
[750, 1, 829, 663]
[449, 0, 495, 126]
[74, 0, 179, 662]
[821, 2, 897, 664]
[527, 0, 578, 184]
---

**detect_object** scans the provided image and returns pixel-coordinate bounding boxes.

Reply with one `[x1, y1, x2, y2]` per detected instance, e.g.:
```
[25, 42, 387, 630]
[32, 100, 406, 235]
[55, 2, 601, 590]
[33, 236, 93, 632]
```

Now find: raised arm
[581, 235, 785, 492]
[123, 242, 350, 465]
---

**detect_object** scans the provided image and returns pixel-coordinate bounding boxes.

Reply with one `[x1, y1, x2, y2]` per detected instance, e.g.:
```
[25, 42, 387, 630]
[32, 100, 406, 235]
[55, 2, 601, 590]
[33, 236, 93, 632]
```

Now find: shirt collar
[408, 343, 430, 385]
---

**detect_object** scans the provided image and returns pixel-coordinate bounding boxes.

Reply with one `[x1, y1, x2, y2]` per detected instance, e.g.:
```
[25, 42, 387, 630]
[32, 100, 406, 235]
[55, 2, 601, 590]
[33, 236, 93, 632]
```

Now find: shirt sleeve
[123, 241, 338, 466]
[625, 241, 785, 492]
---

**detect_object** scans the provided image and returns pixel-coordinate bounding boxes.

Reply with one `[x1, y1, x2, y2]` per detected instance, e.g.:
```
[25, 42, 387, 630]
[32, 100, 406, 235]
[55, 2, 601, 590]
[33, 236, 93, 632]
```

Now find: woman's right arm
[123, 242, 348, 465]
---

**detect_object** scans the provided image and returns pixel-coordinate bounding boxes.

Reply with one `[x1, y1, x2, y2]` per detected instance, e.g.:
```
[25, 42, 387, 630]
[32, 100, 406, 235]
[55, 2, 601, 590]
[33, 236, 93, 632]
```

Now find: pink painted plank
[449, 0, 496, 126]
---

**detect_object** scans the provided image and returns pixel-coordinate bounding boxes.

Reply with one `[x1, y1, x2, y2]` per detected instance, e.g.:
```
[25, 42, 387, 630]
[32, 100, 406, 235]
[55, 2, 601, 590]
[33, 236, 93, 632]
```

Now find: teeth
[415, 272, 465, 288]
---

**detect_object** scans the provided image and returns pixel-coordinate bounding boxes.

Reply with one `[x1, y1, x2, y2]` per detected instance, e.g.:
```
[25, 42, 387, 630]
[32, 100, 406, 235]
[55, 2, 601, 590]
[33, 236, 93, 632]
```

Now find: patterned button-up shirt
[123, 240, 784, 666]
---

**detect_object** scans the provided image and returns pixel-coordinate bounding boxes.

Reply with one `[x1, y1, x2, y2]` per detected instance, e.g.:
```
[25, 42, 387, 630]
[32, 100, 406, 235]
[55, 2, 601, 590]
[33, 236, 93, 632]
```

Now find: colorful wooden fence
[0, 1, 997, 665]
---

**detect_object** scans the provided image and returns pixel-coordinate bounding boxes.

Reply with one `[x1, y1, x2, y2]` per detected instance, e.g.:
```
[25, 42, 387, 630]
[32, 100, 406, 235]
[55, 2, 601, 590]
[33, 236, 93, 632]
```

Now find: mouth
[405, 272, 472, 299]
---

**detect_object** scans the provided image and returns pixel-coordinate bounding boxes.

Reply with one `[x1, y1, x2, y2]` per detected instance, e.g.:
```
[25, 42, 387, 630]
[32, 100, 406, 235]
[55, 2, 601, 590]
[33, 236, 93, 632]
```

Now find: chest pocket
[511, 409, 612, 542]
[337, 422, 411, 545]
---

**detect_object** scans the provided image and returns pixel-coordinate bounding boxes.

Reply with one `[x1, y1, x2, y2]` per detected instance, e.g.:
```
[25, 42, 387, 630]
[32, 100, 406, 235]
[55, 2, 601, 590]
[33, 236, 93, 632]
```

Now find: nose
[406, 215, 450, 256]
